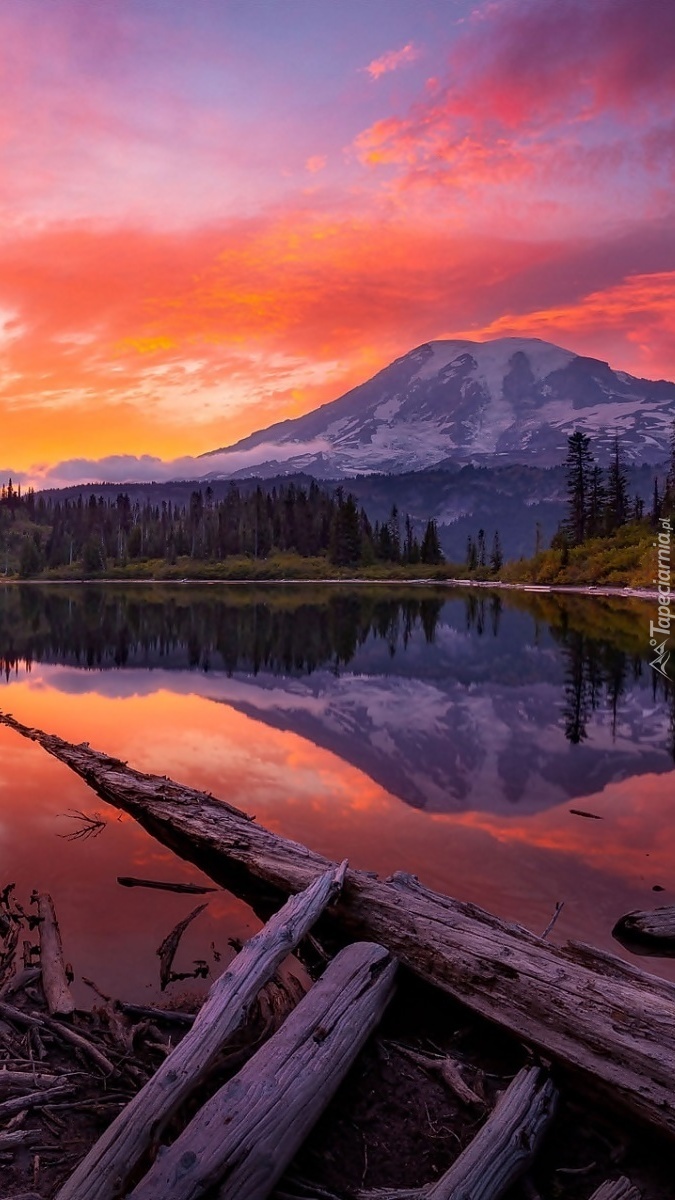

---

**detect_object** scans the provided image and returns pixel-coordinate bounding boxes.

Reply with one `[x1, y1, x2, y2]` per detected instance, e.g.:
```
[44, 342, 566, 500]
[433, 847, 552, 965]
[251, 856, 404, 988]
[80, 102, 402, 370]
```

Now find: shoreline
[0, 575, 660, 601]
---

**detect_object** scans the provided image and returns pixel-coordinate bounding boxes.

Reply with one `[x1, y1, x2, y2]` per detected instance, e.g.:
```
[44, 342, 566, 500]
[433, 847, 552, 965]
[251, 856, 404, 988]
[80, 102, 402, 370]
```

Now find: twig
[41, 1017, 117, 1076]
[57, 810, 106, 841]
[541, 901, 565, 940]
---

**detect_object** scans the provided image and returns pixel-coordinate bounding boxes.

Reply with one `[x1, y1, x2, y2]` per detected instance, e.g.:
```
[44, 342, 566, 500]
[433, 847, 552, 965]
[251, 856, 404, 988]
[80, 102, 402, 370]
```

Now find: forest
[0, 479, 444, 577]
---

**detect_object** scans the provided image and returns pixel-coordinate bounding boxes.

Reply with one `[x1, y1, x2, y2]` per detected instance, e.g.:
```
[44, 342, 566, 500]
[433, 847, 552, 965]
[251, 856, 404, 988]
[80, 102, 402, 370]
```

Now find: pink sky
[0, 0, 673, 482]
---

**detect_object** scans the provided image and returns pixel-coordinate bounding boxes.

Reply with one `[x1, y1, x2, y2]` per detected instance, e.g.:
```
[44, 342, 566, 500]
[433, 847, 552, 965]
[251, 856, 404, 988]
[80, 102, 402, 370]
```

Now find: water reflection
[0, 585, 442, 676]
[0, 583, 673, 994]
[1, 586, 673, 814]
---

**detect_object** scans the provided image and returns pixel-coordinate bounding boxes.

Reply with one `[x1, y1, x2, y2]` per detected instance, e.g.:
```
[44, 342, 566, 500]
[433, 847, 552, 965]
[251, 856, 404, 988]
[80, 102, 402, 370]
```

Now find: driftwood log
[129, 942, 397, 1200]
[36, 892, 75, 1016]
[326, 1066, 556, 1200]
[589, 1180, 641, 1200]
[612, 906, 675, 953]
[56, 862, 347, 1200]
[419, 1066, 555, 1200]
[4, 714, 675, 1139]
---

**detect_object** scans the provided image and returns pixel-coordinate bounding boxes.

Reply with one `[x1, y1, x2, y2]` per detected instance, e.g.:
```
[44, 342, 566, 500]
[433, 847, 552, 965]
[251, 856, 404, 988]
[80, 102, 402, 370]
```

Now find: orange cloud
[458, 272, 675, 382]
[305, 155, 327, 174]
[1, 205, 675, 475]
[0, 210, 526, 468]
[365, 43, 420, 80]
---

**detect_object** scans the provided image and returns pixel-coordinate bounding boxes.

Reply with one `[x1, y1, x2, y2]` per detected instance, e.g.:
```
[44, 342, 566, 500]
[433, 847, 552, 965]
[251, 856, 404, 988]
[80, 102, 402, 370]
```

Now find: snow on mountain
[201, 337, 675, 477]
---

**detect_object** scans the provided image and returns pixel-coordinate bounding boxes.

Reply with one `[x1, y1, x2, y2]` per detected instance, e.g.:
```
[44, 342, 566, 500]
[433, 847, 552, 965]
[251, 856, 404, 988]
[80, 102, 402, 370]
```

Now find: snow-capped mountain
[201, 337, 675, 476]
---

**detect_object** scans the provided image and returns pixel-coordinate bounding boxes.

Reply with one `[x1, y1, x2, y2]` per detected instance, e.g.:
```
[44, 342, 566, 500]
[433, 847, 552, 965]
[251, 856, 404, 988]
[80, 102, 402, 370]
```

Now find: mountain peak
[201, 336, 674, 478]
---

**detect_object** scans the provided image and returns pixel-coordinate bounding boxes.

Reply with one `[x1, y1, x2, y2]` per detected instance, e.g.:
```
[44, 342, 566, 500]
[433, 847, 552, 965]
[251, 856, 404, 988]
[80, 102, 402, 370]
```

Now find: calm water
[1, 582, 673, 1003]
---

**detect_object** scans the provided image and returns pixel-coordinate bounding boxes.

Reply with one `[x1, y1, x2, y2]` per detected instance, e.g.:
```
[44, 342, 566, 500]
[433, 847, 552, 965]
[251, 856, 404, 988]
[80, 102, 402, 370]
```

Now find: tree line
[560, 425, 675, 549]
[0, 478, 444, 576]
[464, 528, 503, 572]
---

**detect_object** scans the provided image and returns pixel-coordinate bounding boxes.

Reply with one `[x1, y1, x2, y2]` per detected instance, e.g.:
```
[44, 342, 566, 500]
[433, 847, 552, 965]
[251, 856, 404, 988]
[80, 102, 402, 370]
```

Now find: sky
[1, 0, 674, 486]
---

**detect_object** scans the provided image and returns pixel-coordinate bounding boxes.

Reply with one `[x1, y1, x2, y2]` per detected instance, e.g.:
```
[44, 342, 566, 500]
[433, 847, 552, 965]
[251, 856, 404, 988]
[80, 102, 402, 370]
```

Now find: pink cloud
[354, 0, 675, 216]
[365, 43, 420, 81]
[305, 155, 327, 174]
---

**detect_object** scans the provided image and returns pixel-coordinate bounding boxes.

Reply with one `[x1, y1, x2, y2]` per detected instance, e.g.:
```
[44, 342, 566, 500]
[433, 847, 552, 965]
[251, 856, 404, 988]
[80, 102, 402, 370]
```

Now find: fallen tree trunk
[341, 1067, 556, 1200]
[55, 862, 346, 1200]
[612, 906, 675, 953]
[129, 942, 397, 1200]
[425, 1066, 556, 1200]
[5, 713, 675, 1139]
[589, 1181, 641, 1200]
[36, 892, 75, 1016]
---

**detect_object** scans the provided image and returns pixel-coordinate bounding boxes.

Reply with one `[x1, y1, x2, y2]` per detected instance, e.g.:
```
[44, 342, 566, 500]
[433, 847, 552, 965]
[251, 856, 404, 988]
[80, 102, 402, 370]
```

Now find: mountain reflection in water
[0, 583, 673, 998]
[1, 584, 672, 813]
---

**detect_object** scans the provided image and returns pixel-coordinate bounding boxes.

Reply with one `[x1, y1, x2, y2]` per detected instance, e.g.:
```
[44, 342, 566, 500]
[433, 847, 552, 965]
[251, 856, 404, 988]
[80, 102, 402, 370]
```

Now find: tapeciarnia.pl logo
[650, 516, 673, 681]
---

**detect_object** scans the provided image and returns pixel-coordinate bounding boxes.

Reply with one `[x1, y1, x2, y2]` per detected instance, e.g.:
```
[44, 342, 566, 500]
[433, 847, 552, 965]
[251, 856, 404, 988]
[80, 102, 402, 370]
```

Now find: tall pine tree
[490, 531, 503, 573]
[605, 434, 629, 533]
[420, 519, 443, 565]
[664, 418, 675, 516]
[564, 431, 594, 545]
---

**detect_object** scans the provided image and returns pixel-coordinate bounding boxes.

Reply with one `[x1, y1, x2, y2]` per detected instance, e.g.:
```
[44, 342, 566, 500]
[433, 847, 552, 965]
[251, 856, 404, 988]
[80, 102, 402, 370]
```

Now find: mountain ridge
[200, 336, 675, 478]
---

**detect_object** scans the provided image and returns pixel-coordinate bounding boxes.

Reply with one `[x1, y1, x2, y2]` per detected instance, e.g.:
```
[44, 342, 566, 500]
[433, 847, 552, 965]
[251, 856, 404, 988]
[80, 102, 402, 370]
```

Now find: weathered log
[157, 903, 207, 990]
[0, 999, 44, 1028]
[129, 942, 397, 1200]
[612, 906, 675, 953]
[426, 1066, 556, 1199]
[55, 862, 346, 1200]
[0, 1130, 40, 1151]
[588, 1180, 641, 1200]
[36, 893, 75, 1016]
[5, 714, 675, 1139]
[0, 1082, 73, 1116]
[280, 1064, 553, 1200]
[118, 877, 217, 894]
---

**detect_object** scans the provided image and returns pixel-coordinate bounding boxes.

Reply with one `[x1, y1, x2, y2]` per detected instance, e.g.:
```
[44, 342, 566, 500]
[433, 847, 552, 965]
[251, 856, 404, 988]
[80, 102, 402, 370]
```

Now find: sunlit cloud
[0, 0, 673, 475]
[305, 155, 327, 174]
[354, 0, 675, 232]
[459, 271, 675, 382]
[365, 43, 420, 80]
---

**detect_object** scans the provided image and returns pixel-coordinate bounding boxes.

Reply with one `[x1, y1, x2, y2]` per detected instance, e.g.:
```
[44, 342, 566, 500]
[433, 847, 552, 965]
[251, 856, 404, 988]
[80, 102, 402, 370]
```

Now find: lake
[1, 582, 673, 1006]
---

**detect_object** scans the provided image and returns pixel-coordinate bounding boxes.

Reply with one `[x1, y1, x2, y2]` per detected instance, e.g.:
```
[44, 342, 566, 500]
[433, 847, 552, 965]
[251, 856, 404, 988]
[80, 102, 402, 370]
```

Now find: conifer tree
[651, 477, 662, 524]
[490, 530, 503, 573]
[420, 519, 443, 565]
[664, 419, 675, 516]
[605, 434, 629, 533]
[587, 465, 607, 538]
[564, 431, 594, 545]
